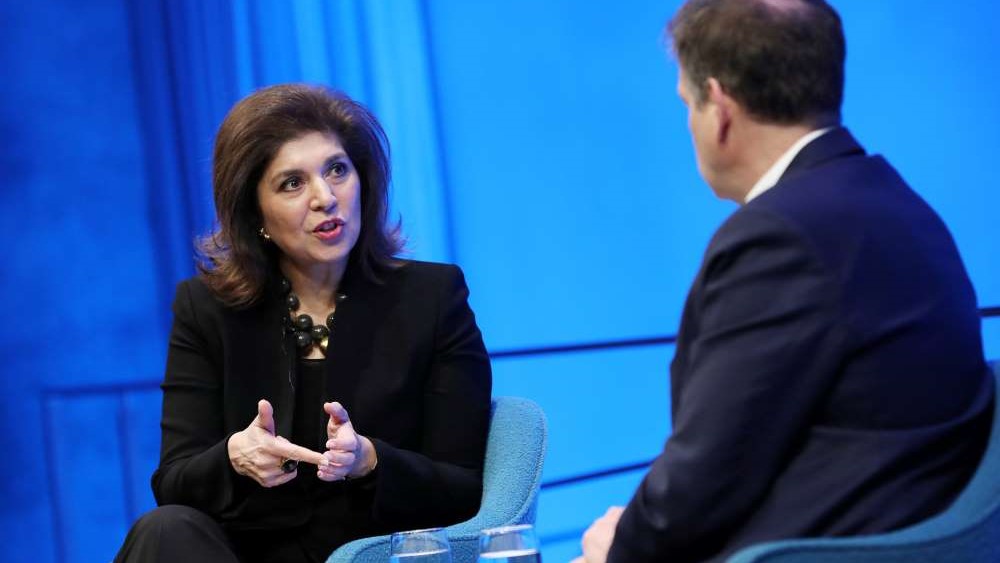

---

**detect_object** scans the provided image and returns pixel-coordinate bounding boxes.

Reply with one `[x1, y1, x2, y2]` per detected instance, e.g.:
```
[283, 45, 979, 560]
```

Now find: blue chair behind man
[328, 396, 548, 563]
[728, 361, 1000, 563]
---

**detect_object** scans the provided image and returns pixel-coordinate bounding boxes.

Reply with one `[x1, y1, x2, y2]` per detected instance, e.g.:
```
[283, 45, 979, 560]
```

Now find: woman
[116, 84, 492, 562]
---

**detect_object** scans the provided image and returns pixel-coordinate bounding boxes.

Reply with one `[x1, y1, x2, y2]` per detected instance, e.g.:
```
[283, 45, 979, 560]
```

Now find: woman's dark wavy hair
[197, 84, 403, 308]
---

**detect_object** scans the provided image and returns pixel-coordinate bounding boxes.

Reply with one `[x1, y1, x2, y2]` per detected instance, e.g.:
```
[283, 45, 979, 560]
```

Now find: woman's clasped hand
[227, 399, 328, 487]
[319, 401, 378, 481]
[227, 399, 377, 487]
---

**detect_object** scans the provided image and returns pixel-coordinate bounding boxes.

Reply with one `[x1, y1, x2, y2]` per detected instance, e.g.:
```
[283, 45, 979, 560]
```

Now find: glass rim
[390, 527, 446, 537]
[480, 523, 534, 536]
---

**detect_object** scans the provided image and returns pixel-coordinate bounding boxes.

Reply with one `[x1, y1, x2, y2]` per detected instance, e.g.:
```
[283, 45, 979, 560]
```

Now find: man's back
[610, 129, 994, 562]
[579, 3, 994, 562]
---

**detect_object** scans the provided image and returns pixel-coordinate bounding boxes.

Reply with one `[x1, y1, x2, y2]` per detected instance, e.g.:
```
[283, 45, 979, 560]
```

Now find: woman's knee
[117, 505, 236, 563]
[132, 504, 220, 536]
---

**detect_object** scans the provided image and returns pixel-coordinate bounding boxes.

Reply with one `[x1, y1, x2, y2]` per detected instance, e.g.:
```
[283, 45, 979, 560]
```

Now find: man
[575, 1, 995, 562]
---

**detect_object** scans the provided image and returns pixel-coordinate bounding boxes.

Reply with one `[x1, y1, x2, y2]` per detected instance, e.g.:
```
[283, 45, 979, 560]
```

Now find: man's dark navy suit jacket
[608, 128, 995, 562]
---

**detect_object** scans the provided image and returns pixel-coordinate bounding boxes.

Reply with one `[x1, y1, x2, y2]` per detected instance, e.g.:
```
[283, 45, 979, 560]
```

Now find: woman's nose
[310, 178, 337, 210]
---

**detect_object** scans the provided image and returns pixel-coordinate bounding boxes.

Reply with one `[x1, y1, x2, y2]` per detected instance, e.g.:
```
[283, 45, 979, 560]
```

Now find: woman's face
[257, 131, 362, 280]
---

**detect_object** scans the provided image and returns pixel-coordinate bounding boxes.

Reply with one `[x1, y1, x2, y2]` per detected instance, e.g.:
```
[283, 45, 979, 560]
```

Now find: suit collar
[745, 127, 835, 203]
[779, 126, 866, 183]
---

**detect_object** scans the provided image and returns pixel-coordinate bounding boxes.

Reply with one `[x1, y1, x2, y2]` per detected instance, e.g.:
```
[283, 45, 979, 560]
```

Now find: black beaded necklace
[280, 278, 345, 357]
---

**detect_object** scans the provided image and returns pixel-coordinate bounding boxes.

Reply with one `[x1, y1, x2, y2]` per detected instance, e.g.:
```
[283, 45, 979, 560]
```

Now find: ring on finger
[280, 458, 298, 474]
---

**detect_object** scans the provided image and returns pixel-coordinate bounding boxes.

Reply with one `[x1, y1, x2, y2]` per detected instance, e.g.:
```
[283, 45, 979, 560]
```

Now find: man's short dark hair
[668, 0, 845, 125]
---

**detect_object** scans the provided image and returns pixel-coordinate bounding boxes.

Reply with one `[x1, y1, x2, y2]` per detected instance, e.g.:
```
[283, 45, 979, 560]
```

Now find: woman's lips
[313, 218, 344, 241]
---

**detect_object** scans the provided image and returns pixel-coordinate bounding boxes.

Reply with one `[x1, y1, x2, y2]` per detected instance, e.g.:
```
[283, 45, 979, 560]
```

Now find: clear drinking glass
[389, 527, 452, 563]
[477, 524, 541, 563]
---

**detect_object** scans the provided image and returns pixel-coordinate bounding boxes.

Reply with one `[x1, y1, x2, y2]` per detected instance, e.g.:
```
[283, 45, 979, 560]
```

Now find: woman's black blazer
[151, 260, 492, 542]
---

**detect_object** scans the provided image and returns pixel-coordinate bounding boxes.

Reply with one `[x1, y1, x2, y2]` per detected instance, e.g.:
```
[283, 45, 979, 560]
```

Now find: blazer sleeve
[151, 280, 247, 515]
[608, 209, 850, 562]
[367, 265, 493, 529]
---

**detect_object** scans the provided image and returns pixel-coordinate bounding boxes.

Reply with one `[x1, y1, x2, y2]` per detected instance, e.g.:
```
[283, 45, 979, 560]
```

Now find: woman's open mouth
[313, 218, 344, 241]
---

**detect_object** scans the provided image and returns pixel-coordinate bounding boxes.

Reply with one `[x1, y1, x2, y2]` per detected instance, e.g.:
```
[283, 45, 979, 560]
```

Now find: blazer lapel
[228, 290, 297, 438]
[323, 265, 400, 414]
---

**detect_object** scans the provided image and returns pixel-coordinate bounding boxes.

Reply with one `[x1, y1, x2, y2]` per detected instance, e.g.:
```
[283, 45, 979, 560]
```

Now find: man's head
[669, 0, 845, 125]
[668, 0, 846, 200]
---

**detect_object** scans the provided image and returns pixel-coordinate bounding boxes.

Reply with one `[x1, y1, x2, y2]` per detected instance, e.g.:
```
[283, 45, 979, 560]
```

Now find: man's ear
[706, 77, 733, 143]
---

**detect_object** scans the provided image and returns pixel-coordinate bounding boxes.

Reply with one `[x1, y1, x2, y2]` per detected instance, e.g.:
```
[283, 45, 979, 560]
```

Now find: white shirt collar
[743, 127, 835, 203]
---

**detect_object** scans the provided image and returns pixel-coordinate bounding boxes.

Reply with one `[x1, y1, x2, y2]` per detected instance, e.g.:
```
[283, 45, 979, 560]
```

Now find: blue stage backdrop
[1, 1, 997, 561]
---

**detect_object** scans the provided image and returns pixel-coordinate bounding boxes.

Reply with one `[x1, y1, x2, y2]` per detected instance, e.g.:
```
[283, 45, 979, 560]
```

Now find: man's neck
[727, 122, 821, 202]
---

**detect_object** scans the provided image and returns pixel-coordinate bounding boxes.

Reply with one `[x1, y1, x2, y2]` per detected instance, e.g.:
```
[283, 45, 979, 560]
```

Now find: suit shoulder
[174, 276, 228, 310]
[170, 276, 245, 333]
[175, 276, 211, 300]
[391, 259, 464, 286]
[750, 154, 917, 229]
[711, 205, 808, 252]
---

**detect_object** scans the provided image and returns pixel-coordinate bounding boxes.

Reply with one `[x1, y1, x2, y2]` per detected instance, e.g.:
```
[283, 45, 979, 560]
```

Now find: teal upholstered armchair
[728, 361, 1000, 563]
[328, 396, 548, 563]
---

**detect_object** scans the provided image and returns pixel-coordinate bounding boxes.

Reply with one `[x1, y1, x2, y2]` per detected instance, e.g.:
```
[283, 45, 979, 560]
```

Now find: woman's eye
[280, 176, 303, 191]
[328, 162, 347, 177]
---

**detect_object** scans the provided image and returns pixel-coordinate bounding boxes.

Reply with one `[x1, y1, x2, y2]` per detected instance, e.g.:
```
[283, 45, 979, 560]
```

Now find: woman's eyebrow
[268, 168, 304, 185]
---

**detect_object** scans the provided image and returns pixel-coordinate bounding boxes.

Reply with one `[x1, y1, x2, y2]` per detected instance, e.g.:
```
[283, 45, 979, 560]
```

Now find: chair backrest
[328, 396, 548, 563]
[450, 395, 549, 533]
[728, 361, 1000, 562]
[913, 361, 1000, 526]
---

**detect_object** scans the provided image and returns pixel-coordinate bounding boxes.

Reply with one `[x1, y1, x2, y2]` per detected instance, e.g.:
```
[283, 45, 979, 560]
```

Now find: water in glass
[388, 549, 452, 563]
[390, 528, 452, 563]
[477, 548, 540, 563]
[478, 524, 541, 563]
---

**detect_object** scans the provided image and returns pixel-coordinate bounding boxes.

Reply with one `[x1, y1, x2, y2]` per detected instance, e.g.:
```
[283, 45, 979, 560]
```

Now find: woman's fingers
[325, 402, 355, 442]
[230, 432, 328, 488]
[235, 401, 362, 485]
[262, 463, 300, 487]
[229, 400, 339, 488]
[326, 433, 359, 453]
[315, 448, 356, 481]
[272, 435, 329, 468]
[252, 399, 276, 435]
[323, 449, 356, 467]
[316, 459, 351, 482]
[324, 401, 350, 424]
[320, 402, 370, 479]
